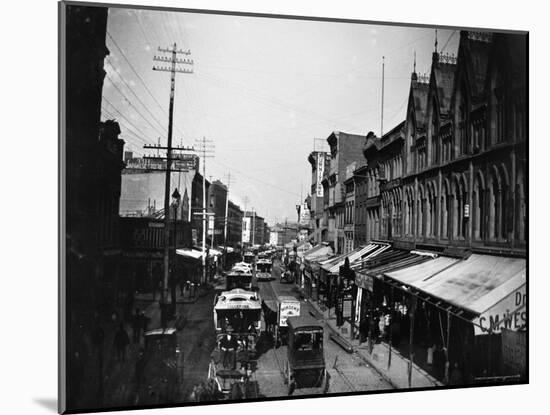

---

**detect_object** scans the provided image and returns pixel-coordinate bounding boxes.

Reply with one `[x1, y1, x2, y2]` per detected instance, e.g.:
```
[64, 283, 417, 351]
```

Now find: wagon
[262, 296, 301, 347]
[283, 315, 329, 395]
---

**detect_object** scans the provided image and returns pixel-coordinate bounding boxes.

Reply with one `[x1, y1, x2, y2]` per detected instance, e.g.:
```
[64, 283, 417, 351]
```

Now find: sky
[102, 6, 459, 226]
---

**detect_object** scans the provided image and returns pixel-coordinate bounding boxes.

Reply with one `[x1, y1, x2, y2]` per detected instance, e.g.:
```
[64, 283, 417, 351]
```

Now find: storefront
[302, 244, 334, 300]
[367, 252, 527, 385]
[320, 243, 390, 309]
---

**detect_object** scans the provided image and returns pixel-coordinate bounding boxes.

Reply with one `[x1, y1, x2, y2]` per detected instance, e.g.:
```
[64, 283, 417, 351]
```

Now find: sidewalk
[137, 284, 213, 329]
[134, 287, 204, 304]
[307, 298, 442, 390]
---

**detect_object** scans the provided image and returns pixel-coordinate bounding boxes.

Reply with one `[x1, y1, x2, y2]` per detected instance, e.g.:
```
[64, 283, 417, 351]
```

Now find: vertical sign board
[316, 153, 325, 197]
[501, 328, 526, 377]
[474, 284, 526, 335]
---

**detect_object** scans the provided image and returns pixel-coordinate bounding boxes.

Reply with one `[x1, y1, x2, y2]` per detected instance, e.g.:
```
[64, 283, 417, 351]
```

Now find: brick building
[321, 131, 366, 254]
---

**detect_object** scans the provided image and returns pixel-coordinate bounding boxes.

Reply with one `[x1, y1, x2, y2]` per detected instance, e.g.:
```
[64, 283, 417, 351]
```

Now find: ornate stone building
[363, 31, 527, 255]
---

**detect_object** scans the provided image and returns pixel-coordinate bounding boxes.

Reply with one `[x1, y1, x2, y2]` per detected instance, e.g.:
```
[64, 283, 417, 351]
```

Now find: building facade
[359, 31, 526, 256]
[322, 131, 366, 254]
[307, 151, 331, 244]
[65, 4, 127, 321]
[226, 200, 243, 248]
[208, 180, 228, 247]
[191, 172, 210, 247]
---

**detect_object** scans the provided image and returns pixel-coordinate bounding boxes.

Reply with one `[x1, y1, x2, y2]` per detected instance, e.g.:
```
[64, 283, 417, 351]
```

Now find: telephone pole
[151, 43, 193, 322]
[194, 137, 215, 284]
[381, 56, 385, 138]
[223, 172, 232, 269]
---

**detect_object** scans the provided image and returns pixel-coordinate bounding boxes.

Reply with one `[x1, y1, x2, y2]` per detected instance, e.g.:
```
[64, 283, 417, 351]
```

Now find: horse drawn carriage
[135, 328, 182, 405]
[261, 295, 301, 347]
[208, 288, 262, 399]
[256, 258, 273, 281]
[283, 315, 329, 395]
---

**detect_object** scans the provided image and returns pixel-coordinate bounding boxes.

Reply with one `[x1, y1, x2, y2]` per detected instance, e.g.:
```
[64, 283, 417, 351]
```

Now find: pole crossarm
[158, 46, 191, 54]
[154, 55, 194, 65]
[153, 66, 194, 74]
[143, 144, 196, 151]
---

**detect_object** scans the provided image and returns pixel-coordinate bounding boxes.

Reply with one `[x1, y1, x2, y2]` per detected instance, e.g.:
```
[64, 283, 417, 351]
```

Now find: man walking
[113, 323, 130, 362]
[132, 308, 142, 344]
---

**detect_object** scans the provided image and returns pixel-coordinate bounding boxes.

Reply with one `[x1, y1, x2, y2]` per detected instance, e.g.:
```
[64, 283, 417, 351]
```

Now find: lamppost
[170, 188, 181, 313]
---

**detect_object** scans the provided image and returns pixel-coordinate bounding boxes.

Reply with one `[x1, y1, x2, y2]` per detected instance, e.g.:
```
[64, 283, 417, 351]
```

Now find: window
[516, 168, 526, 242]
[473, 174, 485, 240]
[431, 100, 439, 164]
[441, 184, 450, 239]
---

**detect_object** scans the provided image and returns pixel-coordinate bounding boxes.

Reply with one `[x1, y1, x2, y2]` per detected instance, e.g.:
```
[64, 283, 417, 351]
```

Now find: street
[251, 259, 392, 397]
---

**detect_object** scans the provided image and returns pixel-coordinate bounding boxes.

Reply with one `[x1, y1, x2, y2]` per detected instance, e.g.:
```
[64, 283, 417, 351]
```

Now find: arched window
[417, 186, 425, 237]
[404, 190, 410, 236]
[425, 184, 432, 236]
[500, 166, 509, 240]
[459, 84, 469, 155]
[431, 100, 439, 164]
[488, 168, 500, 240]
[516, 168, 526, 242]
[441, 182, 450, 239]
[429, 184, 438, 237]
[473, 173, 485, 240]
[410, 190, 415, 236]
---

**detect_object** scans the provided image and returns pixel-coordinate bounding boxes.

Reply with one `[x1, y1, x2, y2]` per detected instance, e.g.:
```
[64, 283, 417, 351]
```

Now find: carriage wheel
[274, 326, 280, 348]
[287, 378, 295, 395]
[283, 362, 290, 385]
[322, 369, 330, 393]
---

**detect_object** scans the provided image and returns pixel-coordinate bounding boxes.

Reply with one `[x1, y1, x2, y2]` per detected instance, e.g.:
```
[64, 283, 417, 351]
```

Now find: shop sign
[356, 272, 374, 292]
[474, 284, 526, 335]
[316, 153, 325, 197]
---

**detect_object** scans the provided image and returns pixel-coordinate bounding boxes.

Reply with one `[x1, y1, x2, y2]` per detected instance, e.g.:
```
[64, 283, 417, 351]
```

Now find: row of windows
[381, 165, 527, 244]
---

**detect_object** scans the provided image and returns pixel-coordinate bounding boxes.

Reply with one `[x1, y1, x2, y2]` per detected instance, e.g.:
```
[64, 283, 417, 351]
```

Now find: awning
[355, 252, 432, 291]
[218, 246, 235, 254]
[384, 255, 461, 286]
[321, 243, 389, 274]
[304, 244, 333, 261]
[176, 248, 203, 260]
[384, 253, 526, 334]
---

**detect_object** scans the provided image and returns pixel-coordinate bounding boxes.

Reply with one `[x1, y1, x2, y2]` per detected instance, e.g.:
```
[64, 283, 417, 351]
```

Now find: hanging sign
[474, 284, 526, 335]
[316, 153, 325, 197]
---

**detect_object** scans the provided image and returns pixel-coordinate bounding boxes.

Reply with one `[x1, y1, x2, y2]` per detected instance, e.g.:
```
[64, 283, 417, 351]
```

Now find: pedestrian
[427, 343, 435, 366]
[113, 323, 130, 362]
[378, 313, 386, 341]
[219, 327, 238, 370]
[132, 308, 141, 344]
[134, 348, 146, 388]
[449, 362, 464, 385]
[140, 311, 149, 333]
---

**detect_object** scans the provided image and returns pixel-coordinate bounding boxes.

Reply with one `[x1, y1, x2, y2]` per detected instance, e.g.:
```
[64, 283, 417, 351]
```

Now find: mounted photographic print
[59, 1, 528, 413]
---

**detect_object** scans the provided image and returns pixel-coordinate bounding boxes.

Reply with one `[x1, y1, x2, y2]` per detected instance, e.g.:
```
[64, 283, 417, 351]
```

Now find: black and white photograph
[59, 1, 528, 413]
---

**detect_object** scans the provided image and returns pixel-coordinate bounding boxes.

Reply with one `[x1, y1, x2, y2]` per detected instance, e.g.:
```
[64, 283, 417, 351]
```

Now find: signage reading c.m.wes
[474, 286, 526, 336]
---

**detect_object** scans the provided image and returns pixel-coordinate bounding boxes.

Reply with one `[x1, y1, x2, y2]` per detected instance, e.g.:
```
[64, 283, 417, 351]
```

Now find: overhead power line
[105, 58, 168, 134]
[106, 31, 188, 140]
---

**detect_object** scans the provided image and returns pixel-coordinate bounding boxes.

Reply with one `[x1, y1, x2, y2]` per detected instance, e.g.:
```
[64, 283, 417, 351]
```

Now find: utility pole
[381, 56, 385, 138]
[223, 172, 232, 269]
[252, 208, 256, 247]
[193, 137, 215, 285]
[151, 43, 193, 323]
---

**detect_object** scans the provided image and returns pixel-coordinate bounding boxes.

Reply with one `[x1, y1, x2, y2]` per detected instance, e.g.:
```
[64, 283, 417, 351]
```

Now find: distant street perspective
[62, 3, 527, 413]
